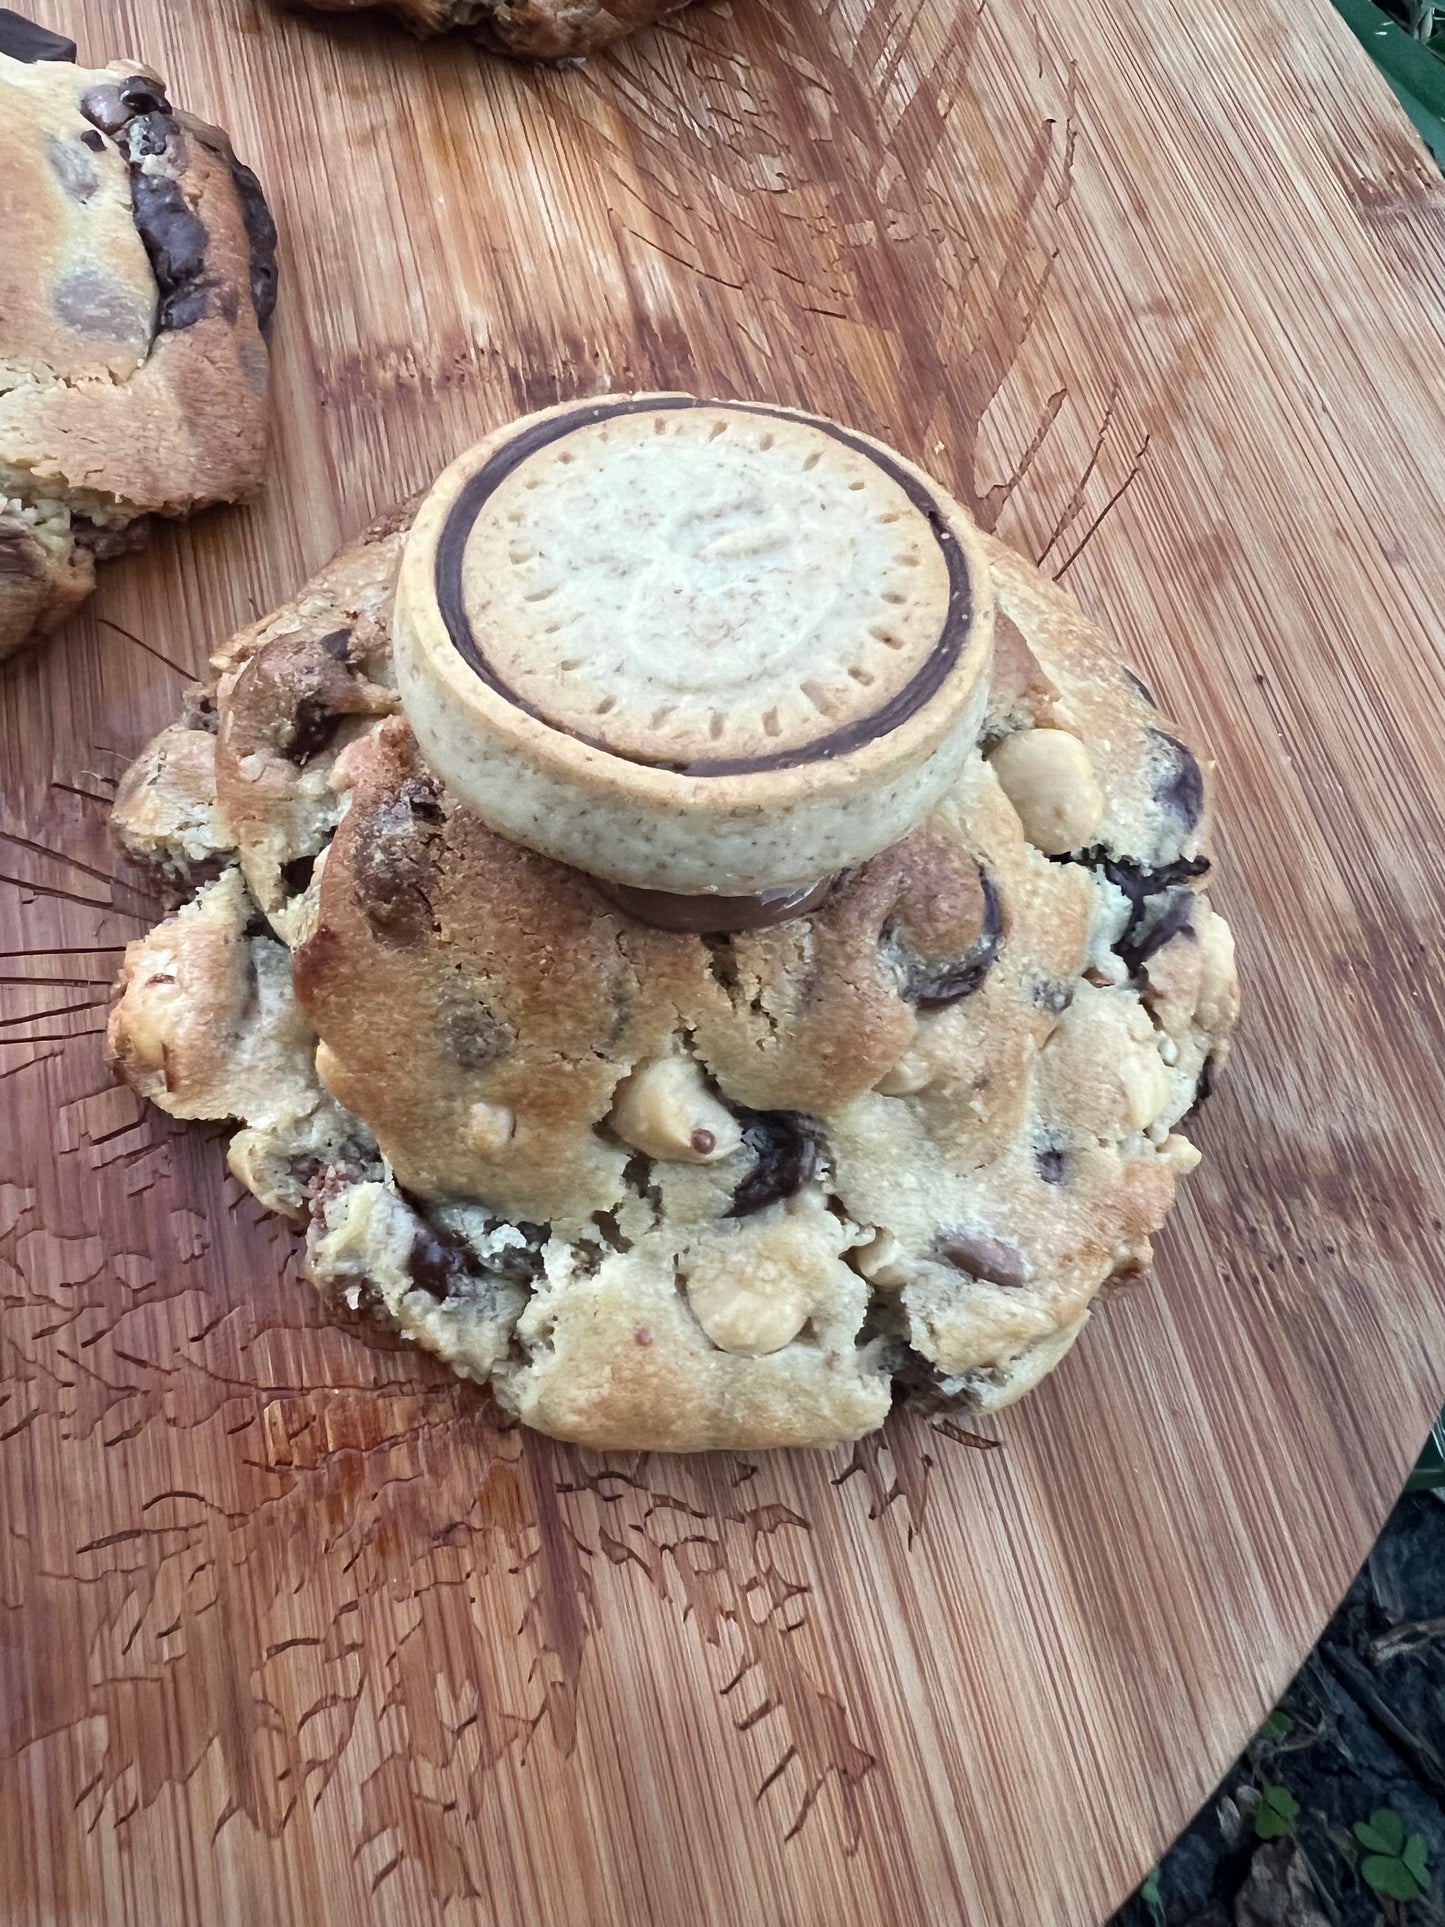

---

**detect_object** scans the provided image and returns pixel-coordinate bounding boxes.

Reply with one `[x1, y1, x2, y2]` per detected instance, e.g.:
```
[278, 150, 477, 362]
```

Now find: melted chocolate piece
[441, 1000, 514, 1070]
[1185, 1052, 1217, 1122]
[937, 1231, 1030, 1289]
[77, 80, 278, 338]
[407, 1219, 477, 1300]
[889, 1347, 972, 1416]
[225, 153, 278, 334]
[279, 853, 316, 896]
[433, 396, 977, 779]
[0, 8, 75, 61]
[1034, 1145, 1066, 1185]
[276, 632, 354, 763]
[129, 167, 211, 331]
[597, 875, 833, 935]
[182, 117, 280, 336]
[351, 777, 444, 945]
[80, 77, 171, 136]
[1117, 888, 1195, 977]
[727, 1108, 820, 1218]
[1150, 729, 1205, 830]
[1069, 849, 1209, 978]
[400, 1190, 544, 1292]
[1121, 666, 1157, 708]
[285, 695, 341, 766]
[894, 868, 1002, 1008]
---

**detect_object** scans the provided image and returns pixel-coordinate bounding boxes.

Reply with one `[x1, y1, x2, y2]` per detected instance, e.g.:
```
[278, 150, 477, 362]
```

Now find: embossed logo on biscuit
[393, 397, 996, 908]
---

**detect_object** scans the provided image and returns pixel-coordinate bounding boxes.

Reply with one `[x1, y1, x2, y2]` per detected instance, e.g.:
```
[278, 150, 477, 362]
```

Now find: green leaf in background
[1363, 1852, 1427, 1901]
[1255, 1785, 1300, 1841]
[1404, 1833, 1432, 1887]
[1331, 0, 1445, 164]
[1257, 1711, 1292, 1742]
[1355, 1810, 1431, 1901]
[1355, 1808, 1406, 1855]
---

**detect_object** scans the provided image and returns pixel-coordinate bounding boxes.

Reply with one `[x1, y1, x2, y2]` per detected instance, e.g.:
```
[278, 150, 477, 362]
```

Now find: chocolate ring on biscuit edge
[433, 395, 974, 776]
[393, 396, 995, 900]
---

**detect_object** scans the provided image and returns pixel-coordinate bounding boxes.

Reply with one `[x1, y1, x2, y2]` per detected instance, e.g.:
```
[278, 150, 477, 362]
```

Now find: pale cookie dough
[107, 500, 1239, 1453]
[0, 19, 276, 658]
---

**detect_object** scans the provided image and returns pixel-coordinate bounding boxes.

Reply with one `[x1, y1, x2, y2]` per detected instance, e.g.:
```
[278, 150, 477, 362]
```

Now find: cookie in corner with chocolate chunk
[0, 10, 277, 660]
[106, 398, 1239, 1454]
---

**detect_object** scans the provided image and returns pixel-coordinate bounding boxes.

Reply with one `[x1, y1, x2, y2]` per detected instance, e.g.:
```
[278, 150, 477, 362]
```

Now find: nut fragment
[853, 1228, 909, 1288]
[608, 1053, 742, 1164]
[1120, 1046, 1170, 1131]
[1039, 985, 1173, 1137]
[684, 1198, 848, 1355]
[874, 1048, 932, 1096]
[1194, 898, 1239, 1040]
[1140, 928, 1203, 1037]
[1160, 1132, 1202, 1175]
[687, 1269, 812, 1355]
[988, 727, 1105, 855]
[112, 966, 178, 1079]
[315, 1040, 343, 1091]
[466, 1100, 516, 1156]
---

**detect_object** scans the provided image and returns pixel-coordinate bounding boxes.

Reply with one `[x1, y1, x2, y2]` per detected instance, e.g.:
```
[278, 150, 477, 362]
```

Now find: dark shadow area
[1112, 1492, 1445, 1925]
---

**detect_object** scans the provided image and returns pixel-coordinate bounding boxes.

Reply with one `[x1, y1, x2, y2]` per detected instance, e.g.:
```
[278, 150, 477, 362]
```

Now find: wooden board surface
[5, 1, 1445, 1921]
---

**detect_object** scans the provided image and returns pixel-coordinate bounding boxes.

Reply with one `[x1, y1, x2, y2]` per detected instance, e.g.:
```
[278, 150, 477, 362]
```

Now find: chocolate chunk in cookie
[728, 1110, 821, 1218]
[1150, 729, 1205, 830]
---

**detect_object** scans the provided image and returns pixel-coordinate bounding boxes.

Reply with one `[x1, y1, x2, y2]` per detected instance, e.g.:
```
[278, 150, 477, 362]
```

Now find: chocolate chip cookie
[290, 0, 690, 62]
[107, 400, 1238, 1453]
[0, 12, 277, 659]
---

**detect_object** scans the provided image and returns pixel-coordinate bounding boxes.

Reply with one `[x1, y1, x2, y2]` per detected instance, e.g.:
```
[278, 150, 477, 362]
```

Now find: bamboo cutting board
[5, 1, 1445, 1921]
